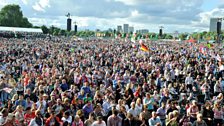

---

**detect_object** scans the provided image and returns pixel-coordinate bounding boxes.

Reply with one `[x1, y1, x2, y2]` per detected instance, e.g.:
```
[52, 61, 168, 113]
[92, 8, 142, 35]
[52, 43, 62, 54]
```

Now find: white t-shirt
[128, 108, 138, 117]
[91, 121, 106, 126]
[62, 116, 73, 124]
[0, 116, 6, 125]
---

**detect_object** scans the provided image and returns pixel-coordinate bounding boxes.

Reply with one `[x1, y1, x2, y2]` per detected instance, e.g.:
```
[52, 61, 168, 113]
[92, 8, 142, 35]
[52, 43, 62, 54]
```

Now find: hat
[43, 94, 48, 97]
[96, 103, 101, 107]
[192, 100, 197, 104]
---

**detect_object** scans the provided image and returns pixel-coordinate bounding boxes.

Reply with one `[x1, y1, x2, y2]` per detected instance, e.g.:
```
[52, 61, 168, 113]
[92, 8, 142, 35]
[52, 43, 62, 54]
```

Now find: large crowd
[0, 37, 223, 126]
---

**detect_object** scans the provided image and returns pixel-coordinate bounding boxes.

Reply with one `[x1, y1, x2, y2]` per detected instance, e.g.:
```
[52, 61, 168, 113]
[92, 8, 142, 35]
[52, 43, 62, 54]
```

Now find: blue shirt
[81, 86, 91, 95]
[82, 104, 93, 117]
[143, 97, 155, 110]
[60, 83, 69, 92]
[15, 100, 27, 109]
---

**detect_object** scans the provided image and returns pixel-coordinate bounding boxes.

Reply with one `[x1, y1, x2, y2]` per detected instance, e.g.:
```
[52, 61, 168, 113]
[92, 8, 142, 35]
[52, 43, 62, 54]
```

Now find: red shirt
[24, 112, 35, 125]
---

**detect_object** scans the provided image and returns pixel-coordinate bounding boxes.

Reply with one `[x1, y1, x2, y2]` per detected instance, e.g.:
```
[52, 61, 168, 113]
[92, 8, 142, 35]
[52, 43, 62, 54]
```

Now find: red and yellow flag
[140, 44, 150, 52]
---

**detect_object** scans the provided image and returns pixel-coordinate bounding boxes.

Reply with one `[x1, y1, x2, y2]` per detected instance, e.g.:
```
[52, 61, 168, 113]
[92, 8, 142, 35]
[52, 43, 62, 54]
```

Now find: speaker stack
[74, 25, 77, 34]
[67, 18, 72, 31]
[159, 29, 163, 37]
[217, 19, 222, 43]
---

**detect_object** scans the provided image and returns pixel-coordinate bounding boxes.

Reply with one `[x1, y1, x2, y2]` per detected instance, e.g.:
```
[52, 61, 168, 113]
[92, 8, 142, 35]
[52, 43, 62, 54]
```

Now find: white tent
[0, 26, 42, 33]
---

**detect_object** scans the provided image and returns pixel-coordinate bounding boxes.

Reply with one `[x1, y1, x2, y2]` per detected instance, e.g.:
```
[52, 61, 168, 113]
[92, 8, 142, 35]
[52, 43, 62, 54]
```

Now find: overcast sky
[0, 0, 224, 33]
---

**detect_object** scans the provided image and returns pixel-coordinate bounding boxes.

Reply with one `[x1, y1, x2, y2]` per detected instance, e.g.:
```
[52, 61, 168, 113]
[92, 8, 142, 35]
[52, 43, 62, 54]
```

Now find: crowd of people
[0, 37, 223, 126]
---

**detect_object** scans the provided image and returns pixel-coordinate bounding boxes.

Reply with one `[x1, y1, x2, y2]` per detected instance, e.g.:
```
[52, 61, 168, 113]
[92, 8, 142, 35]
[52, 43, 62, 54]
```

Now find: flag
[155, 34, 158, 39]
[3, 88, 12, 93]
[126, 34, 129, 38]
[216, 54, 222, 62]
[13, 29, 17, 38]
[132, 44, 136, 48]
[122, 33, 126, 38]
[70, 48, 75, 53]
[131, 33, 137, 43]
[206, 43, 214, 48]
[150, 47, 156, 51]
[140, 43, 150, 52]
[115, 33, 117, 38]
[186, 35, 190, 40]
[139, 39, 143, 45]
[199, 46, 207, 55]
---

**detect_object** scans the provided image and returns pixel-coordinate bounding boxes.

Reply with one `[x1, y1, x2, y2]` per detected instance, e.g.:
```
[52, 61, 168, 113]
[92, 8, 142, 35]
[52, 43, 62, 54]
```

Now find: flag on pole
[13, 29, 17, 38]
[140, 43, 150, 52]
[131, 33, 137, 43]
[216, 54, 222, 62]
[126, 33, 129, 38]
[139, 39, 143, 45]
[206, 43, 214, 48]
[199, 46, 207, 55]
[70, 47, 75, 53]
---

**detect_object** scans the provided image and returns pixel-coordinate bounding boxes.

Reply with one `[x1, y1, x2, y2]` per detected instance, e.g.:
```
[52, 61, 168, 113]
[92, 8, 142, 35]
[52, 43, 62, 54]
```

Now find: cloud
[191, 8, 224, 30]
[32, 3, 45, 12]
[21, 0, 28, 5]
[0, 0, 9, 6]
[0, 0, 221, 32]
[32, 0, 50, 12]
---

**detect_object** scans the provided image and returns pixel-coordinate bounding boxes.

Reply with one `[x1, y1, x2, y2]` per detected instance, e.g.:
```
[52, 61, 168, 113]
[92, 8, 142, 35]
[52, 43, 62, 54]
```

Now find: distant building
[128, 26, 134, 33]
[210, 18, 219, 32]
[136, 29, 149, 34]
[123, 24, 129, 33]
[117, 25, 122, 33]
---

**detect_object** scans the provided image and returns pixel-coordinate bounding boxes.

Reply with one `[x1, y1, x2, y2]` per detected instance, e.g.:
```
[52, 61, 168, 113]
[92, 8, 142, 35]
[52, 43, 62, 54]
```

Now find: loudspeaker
[67, 18, 72, 31]
[74, 25, 77, 33]
[159, 29, 162, 36]
[217, 21, 221, 35]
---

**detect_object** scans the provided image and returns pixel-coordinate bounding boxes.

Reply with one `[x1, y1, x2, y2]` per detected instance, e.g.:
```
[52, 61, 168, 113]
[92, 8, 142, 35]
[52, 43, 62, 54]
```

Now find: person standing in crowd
[156, 102, 166, 126]
[107, 109, 122, 126]
[213, 102, 223, 126]
[193, 113, 207, 126]
[201, 101, 213, 126]
[0, 37, 223, 126]
[185, 74, 194, 92]
[84, 112, 94, 126]
[82, 100, 94, 119]
[123, 112, 140, 126]
[92, 116, 106, 126]
[0, 108, 8, 125]
[148, 112, 162, 126]
[45, 110, 61, 126]
[29, 110, 44, 126]
[188, 100, 199, 124]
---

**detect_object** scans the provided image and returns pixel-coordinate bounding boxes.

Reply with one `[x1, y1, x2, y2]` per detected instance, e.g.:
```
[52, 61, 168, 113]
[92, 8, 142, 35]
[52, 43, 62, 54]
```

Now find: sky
[0, 0, 224, 33]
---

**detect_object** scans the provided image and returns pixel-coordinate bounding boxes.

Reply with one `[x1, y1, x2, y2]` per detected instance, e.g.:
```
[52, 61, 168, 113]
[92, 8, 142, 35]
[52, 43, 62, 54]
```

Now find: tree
[179, 33, 188, 40]
[41, 25, 49, 34]
[59, 29, 66, 36]
[0, 4, 32, 27]
[165, 34, 173, 39]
